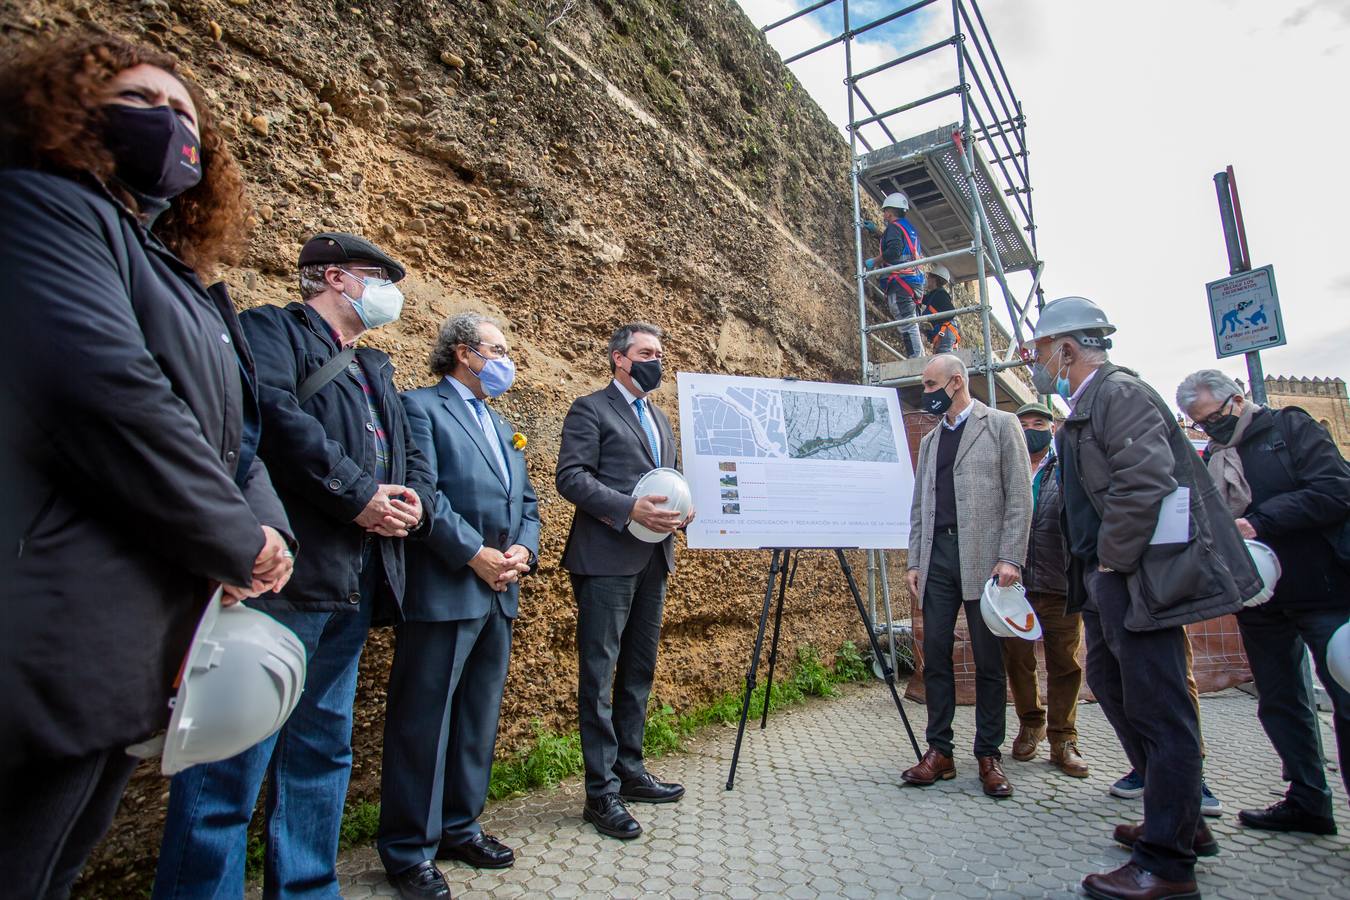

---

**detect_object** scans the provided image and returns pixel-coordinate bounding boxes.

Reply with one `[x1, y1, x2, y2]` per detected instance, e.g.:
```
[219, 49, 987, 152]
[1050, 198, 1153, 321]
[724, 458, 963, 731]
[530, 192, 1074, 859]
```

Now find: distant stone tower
[1259, 376, 1350, 458]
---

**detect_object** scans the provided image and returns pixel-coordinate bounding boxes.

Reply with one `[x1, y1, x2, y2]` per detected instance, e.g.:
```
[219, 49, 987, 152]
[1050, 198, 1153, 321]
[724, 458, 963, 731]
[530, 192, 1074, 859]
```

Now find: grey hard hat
[1030, 296, 1116, 347]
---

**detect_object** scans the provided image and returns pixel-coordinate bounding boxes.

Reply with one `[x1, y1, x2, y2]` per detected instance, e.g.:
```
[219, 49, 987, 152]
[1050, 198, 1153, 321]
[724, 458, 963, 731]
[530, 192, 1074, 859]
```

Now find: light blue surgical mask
[1030, 343, 1072, 397]
[470, 348, 516, 397]
[340, 269, 404, 329]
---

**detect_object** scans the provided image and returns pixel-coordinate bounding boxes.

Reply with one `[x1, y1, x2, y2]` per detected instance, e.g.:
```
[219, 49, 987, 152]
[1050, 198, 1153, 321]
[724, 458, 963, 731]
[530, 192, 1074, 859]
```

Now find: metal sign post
[1212, 166, 1276, 403]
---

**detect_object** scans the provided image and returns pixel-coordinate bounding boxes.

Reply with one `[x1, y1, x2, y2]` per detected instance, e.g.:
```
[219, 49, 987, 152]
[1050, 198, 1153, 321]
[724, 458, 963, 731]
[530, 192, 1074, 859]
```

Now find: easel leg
[760, 549, 793, 730]
[835, 549, 923, 761]
[726, 549, 783, 790]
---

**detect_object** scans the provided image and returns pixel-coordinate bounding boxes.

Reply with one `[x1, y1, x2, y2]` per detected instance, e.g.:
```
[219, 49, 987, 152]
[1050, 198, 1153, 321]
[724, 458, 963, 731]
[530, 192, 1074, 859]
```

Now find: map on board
[691, 386, 898, 463]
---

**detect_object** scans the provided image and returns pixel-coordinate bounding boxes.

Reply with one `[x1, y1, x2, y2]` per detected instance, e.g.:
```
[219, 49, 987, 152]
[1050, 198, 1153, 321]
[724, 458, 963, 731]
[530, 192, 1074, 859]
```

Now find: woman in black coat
[0, 35, 293, 897]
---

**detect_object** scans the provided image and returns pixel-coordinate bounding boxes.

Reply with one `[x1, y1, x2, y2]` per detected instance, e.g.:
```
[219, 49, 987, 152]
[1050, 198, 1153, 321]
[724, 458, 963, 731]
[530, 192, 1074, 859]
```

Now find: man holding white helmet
[1177, 368, 1350, 837]
[155, 233, 436, 899]
[1029, 297, 1261, 900]
[864, 191, 926, 357]
[556, 322, 694, 840]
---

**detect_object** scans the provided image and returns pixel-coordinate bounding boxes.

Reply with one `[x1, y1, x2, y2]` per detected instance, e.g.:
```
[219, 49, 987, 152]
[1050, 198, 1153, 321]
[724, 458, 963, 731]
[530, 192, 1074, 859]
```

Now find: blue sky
[736, 0, 1350, 410]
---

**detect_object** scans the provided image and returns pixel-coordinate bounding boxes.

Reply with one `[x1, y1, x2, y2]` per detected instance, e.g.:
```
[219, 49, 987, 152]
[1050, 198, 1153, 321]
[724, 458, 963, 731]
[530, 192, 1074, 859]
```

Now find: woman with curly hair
[0, 34, 295, 898]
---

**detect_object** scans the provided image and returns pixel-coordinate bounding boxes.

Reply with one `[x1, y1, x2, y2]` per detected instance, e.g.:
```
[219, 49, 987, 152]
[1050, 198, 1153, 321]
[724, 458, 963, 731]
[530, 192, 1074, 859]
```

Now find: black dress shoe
[436, 831, 515, 868]
[387, 860, 452, 900]
[583, 792, 642, 839]
[619, 772, 685, 804]
[1238, 799, 1338, 835]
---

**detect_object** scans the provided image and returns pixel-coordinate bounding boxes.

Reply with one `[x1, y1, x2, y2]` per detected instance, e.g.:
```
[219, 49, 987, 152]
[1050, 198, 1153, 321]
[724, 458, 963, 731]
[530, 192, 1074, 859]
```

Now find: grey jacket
[1057, 364, 1262, 630]
[556, 382, 677, 577]
[908, 399, 1033, 602]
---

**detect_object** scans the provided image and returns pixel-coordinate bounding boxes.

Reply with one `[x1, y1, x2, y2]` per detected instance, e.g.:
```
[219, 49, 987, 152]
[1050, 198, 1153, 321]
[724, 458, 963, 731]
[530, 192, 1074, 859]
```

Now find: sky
[736, 0, 1350, 412]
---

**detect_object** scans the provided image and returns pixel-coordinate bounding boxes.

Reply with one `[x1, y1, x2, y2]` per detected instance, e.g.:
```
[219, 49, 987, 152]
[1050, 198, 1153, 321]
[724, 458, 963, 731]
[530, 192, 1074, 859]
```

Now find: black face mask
[1200, 414, 1239, 445]
[1023, 427, 1053, 455]
[627, 357, 663, 393]
[101, 104, 203, 200]
[920, 377, 954, 416]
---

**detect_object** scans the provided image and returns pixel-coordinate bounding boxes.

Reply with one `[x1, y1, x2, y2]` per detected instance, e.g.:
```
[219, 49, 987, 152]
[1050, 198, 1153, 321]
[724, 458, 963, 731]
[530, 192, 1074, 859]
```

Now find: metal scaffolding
[761, 0, 1044, 674]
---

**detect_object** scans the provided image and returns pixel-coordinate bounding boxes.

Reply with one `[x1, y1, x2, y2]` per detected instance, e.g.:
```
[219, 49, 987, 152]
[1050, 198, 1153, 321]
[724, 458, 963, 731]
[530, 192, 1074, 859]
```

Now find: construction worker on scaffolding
[864, 191, 925, 357]
[921, 263, 960, 354]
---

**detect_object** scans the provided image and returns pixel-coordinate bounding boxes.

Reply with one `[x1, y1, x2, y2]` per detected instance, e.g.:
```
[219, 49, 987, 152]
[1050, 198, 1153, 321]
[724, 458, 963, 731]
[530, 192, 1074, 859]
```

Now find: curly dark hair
[0, 33, 250, 272]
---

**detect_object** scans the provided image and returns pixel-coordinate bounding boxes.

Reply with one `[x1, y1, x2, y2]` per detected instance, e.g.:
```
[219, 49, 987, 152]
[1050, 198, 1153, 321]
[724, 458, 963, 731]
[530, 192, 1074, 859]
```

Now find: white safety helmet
[148, 590, 307, 775]
[1028, 296, 1117, 350]
[628, 467, 693, 543]
[980, 578, 1042, 641]
[1241, 540, 1282, 608]
[1328, 621, 1350, 693]
[881, 191, 910, 214]
[929, 263, 951, 284]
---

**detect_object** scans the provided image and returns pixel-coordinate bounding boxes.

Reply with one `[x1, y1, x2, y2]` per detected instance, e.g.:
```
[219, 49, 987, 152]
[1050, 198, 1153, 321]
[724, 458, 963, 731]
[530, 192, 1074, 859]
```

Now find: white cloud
[740, 0, 1350, 406]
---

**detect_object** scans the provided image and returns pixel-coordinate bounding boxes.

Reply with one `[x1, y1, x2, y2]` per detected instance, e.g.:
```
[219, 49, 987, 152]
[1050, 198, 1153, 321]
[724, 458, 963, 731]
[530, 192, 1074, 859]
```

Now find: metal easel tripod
[724, 547, 922, 790]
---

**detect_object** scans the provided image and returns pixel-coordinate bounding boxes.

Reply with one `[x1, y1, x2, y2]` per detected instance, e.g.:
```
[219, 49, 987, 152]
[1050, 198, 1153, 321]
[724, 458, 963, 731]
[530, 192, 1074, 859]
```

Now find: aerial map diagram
[691, 385, 899, 463]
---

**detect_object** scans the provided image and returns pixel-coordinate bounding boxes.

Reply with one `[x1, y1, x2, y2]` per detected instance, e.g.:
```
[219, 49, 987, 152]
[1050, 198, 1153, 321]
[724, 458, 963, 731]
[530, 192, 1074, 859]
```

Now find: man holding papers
[1025, 297, 1261, 900]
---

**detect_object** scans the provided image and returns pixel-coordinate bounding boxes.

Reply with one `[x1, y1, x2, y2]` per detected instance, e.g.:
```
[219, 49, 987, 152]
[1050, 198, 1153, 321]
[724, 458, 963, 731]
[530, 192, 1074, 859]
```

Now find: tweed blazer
[908, 399, 1033, 604]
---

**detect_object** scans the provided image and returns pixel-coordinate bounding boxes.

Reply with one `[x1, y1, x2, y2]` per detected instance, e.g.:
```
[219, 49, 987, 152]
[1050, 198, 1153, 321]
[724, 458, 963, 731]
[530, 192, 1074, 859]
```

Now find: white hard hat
[1328, 621, 1350, 693]
[157, 590, 307, 775]
[628, 467, 692, 543]
[929, 263, 951, 283]
[881, 191, 910, 213]
[980, 578, 1042, 641]
[1241, 540, 1282, 608]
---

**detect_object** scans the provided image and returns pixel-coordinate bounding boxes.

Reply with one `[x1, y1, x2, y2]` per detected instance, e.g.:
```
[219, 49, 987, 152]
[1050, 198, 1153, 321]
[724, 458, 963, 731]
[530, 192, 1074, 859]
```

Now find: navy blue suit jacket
[400, 379, 540, 622]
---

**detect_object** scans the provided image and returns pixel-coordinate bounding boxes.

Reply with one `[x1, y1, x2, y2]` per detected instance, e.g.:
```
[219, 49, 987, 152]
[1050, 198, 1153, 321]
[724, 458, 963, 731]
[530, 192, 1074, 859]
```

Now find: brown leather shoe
[1082, 862, 1199, 900]
[1112, 820, 1218, 857]
[1011, 724, 1046, 761]
[978, 755, 1013, 798]
[901, 748, 955, 785]
[1050, 740, 1089, 777]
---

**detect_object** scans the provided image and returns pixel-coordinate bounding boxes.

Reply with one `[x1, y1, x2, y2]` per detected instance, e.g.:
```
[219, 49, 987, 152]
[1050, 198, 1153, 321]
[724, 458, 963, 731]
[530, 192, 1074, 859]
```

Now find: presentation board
[676, 372, 913, 550]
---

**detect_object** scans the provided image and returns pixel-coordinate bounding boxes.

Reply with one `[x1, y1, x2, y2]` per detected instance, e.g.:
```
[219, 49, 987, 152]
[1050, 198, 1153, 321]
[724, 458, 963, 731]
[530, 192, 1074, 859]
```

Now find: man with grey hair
[903, 353, 1032, 798]
[377, 312, 540, 897]
[1177, 367, 1350, 837]
[1028, 296, 1261, 900]
[557, 322, 693, 839]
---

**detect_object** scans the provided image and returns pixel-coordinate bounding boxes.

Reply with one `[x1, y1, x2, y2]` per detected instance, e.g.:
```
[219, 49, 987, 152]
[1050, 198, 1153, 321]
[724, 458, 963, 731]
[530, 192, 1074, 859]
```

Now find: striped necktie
[469, 398, 510, 486]
[634, 397, 660, 465]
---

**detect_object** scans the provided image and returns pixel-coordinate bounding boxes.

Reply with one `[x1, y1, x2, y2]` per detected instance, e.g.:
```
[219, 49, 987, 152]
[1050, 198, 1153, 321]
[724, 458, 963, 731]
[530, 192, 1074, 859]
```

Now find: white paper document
[1149, 487, 1190, 544]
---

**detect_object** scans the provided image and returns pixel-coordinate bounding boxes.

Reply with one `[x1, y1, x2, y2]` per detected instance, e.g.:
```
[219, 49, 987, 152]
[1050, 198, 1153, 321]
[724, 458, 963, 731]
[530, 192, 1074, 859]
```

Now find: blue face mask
[1055, 374, 1072, 398]
[470, 348, 516, 397]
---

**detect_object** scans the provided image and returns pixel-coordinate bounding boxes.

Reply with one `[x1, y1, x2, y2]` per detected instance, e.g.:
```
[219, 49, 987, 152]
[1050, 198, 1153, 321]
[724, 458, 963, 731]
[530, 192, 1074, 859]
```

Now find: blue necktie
[470, 398, 510, 487]
[634, 397, 660, 465]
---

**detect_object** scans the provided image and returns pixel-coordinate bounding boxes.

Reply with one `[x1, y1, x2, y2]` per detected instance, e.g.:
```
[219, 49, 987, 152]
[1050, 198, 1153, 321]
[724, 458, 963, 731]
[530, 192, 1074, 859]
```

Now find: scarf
[1205, 402, 1260, 517]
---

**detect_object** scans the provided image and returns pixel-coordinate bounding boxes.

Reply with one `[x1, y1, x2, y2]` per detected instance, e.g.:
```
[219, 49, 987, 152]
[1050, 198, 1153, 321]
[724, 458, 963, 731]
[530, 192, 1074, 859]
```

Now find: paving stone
[324, 685, 1350, 900]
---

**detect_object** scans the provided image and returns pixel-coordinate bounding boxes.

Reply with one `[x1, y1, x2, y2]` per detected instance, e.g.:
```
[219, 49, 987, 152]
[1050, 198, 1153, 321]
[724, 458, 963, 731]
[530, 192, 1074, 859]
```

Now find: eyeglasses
[338, 266, 390, 283]
[469, 341, 510, 360]
[1194, 395, 1236, 429]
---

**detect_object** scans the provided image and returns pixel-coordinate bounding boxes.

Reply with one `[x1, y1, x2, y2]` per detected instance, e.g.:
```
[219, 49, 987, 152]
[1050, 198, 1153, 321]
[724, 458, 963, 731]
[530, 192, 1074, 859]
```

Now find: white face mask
[340, 269, 404, 329]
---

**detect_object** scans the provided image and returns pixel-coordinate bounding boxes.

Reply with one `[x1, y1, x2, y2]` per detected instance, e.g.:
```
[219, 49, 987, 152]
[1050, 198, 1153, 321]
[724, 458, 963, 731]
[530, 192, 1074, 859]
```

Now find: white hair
[1176, 369, 1241, 411]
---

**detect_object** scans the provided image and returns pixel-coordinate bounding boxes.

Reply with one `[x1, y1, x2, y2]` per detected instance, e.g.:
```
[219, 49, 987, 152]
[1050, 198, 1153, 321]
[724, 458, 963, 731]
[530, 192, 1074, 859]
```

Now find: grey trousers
[573, 550, 668, 797]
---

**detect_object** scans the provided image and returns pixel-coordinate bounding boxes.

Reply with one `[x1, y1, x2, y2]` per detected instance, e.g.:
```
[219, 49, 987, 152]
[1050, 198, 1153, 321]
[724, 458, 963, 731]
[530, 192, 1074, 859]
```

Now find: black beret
[298, 232, 407, 282]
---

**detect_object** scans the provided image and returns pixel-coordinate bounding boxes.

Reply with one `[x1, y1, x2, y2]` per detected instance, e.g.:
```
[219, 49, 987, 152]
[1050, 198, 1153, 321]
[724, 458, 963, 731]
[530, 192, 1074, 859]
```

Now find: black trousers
[377, 603, 513, 874]
[1238, 602, 1350, 817]
[921, 530, 1007, 758]
[0, 747, 138, 899]
[1083, 569, 1201, 882]
[573, 549, 668, 798]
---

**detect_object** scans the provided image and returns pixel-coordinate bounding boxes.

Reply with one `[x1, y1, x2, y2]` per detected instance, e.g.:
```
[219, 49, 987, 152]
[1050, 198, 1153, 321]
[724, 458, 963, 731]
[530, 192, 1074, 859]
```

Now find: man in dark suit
[378, 313, 540, 899]
[557, 321, 693, 839]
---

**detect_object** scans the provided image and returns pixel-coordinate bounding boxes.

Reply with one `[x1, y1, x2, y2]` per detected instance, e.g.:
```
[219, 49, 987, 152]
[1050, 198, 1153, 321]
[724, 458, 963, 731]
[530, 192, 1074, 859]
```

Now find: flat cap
[299, 232, 406, 282]
[1015, 401, 1055, 421]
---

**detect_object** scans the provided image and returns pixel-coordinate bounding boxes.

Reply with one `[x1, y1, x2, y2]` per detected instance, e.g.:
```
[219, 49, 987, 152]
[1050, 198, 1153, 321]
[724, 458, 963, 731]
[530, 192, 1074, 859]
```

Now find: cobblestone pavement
[331, 684, 1348, 899]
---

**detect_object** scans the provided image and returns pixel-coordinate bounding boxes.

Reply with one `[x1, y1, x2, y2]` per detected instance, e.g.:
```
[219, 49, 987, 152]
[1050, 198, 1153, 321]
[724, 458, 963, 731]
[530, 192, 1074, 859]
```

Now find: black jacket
[1058, 364, 1261, 629]
[0, 170, 290, 764]
[1212, 406, 1350, 611]
[1023, 453, 1067, 596]
[239, 302, 434, 618]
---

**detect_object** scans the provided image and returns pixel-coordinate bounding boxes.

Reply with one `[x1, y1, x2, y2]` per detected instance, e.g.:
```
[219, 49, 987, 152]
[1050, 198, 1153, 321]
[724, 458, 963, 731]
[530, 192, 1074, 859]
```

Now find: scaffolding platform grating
[858, 123, 1037, 284]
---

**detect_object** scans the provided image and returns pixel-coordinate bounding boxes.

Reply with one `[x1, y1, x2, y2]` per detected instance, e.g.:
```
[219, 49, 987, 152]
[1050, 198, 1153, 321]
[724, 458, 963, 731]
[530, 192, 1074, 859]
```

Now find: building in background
[1248, 376, 1350, 458]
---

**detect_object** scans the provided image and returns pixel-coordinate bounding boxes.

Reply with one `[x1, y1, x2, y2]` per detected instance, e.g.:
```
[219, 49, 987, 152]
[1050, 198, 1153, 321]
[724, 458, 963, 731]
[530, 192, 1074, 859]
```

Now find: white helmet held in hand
[134, 589, 308, 775]
[628, 467, 692, 543]
[1241, 540, 1282, 607]
[1328, 621, 1350, 693]
[980, 578, 1042, 641]
[881, 191, 910, 213]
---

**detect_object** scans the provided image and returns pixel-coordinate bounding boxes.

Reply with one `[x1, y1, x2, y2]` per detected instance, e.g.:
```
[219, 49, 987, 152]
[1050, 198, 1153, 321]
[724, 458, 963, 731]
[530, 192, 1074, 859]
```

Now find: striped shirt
[348, 358, 390, 483]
